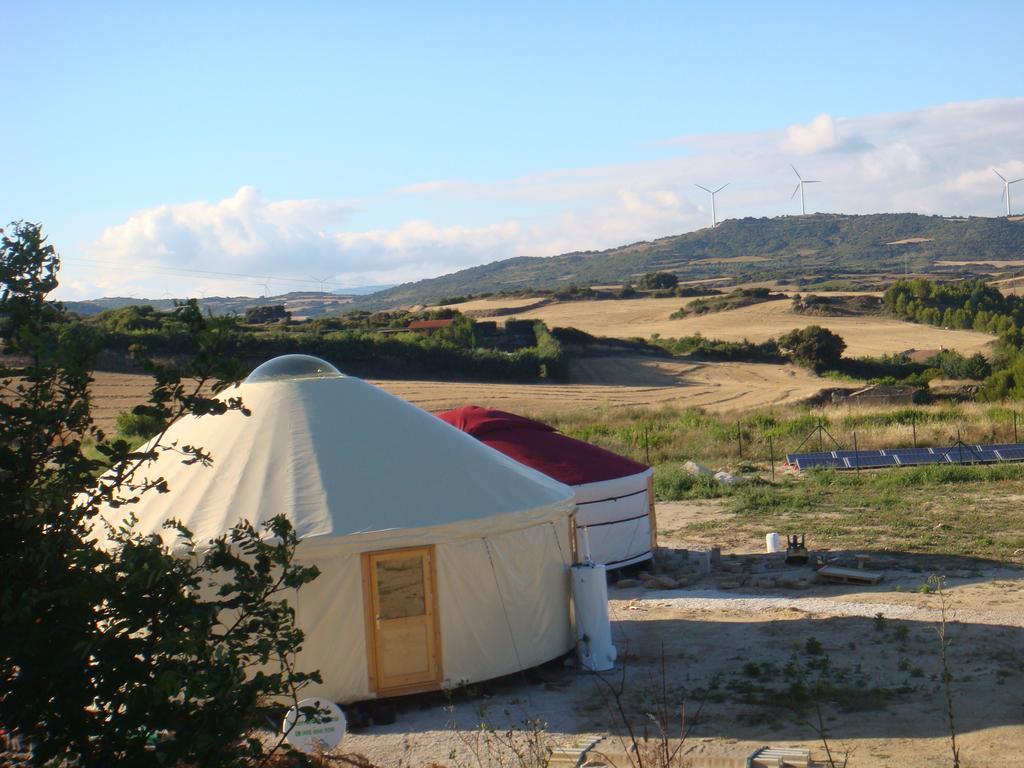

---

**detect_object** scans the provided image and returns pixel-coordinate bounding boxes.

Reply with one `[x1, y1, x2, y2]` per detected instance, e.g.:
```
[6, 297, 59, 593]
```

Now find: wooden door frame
[360, 544, 443, 697]
[647, 474, 658, 551]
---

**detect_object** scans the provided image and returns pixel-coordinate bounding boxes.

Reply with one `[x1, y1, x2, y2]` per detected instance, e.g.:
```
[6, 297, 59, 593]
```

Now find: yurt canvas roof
[437, 405, 648, 486]
[96, 357, 574, 548]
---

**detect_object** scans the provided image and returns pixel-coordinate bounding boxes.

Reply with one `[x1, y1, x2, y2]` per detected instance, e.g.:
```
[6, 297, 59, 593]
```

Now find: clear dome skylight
[245, 354, 344, 383]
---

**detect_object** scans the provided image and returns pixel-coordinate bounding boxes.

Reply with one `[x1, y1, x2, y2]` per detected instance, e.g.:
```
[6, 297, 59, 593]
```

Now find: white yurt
[438, 406, 656, 568]
[95, 355, 577, 703]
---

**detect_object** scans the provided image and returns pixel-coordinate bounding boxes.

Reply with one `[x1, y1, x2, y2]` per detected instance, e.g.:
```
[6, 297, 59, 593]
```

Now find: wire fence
[608, 407, 1024, 476]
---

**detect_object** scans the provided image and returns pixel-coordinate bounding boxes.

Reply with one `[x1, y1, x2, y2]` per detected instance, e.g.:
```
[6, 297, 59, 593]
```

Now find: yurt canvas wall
[437, 406, 656, 569]
[93, 356, 577, 703]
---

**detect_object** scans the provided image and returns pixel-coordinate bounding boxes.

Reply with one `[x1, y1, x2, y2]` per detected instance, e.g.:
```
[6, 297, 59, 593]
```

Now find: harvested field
[87, 373, 218, 435]
[435, 296, 552, 313]
[691, 255, 770, 264]
[886, 236, 934, 244]
[372, 358, 827, 414]
[86, 358, 829, 432]
[937, 259, 1024, 268]
[89, 372, 165, 436]
[474, 297, 995, 357]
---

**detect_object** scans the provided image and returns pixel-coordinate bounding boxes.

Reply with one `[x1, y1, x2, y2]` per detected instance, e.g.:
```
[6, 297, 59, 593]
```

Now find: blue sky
[4, 1, 1024, 298]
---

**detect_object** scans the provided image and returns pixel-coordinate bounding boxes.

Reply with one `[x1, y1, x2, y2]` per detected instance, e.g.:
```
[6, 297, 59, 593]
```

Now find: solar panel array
[786, 443, 1024, 471]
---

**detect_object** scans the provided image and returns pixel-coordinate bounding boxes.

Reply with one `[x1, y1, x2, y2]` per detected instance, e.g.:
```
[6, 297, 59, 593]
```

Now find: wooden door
[362, 546, 442, 695]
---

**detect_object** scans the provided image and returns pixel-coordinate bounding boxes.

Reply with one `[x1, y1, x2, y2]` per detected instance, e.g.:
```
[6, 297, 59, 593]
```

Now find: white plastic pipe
[571, 563, 617, 672]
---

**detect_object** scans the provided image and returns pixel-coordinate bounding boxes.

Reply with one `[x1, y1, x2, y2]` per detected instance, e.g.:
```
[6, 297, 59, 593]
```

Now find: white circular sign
[283, 697, 346, 754]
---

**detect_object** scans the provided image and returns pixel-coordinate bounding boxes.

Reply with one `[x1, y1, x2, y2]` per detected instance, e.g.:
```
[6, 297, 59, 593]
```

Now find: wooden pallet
[750, 746, 812, 767]
[816, 564, 884, 584]
[549, 736, 605, 767]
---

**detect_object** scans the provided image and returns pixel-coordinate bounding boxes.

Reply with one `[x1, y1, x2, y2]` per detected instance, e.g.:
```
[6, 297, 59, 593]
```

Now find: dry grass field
[937, 259, 1024, 268]
[372, 357, 828, 414]
[469, 297, 995, 357]
[86, 358, 831, 434]
[89, 372, 163, 436]
[433, 296, 549, 313]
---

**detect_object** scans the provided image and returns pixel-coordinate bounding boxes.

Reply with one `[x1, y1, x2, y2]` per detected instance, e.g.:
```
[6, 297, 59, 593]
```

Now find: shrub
[114, 409, 165, 441]
[244, 304, 290, 324]
[637, 271, 679, 290]
[778, 326, 847, 372]
[534, 322, 569, 381]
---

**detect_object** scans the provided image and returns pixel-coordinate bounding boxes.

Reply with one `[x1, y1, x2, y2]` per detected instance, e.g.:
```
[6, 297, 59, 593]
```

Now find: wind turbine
[994, 168, 1024, 217]
[790, 165, 821, 215]
[310, 275, 329, 295]
[257, 279, 271, 299]
[695, 183, 729, 227]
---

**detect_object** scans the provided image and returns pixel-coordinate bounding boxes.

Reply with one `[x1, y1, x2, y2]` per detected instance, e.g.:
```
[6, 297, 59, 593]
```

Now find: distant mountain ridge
[63, 284, 395, 318]
[352, 213, 1024, 309]
[64, 291, 356, 319]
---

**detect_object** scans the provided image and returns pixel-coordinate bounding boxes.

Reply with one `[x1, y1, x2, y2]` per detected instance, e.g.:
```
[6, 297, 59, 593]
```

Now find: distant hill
[352, 213, 1024, 310]
[64, 291, 357, 319]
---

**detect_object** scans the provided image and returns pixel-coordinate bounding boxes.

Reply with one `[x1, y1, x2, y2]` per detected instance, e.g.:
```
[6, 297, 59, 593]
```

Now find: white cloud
[64, 97, 1024, 299]
[79, 186, 528, 295]
[780, 113, 842, 155]
[779, 113, 874, 156]
[950, 161, 1024, 192]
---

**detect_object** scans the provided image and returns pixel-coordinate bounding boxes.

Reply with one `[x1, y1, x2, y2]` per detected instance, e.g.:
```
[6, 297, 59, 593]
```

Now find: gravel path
[626, 589, 1024, 627]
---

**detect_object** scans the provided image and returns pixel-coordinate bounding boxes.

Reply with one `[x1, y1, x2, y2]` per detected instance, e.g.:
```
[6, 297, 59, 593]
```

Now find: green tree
[244, 303, 291, 324]
[0, 222, 321, 766]
[777, 325, 847, 372]
[637, 271, 679, 290]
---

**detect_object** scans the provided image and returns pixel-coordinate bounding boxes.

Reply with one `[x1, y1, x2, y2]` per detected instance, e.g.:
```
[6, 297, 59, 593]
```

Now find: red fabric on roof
[437, 405, 648, 486]
[408, 319, 454, 330]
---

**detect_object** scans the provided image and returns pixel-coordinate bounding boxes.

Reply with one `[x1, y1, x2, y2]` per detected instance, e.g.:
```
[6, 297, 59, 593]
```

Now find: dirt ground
[468, 297, 994, 358]
[334, 502, 1024, 767]
[86, 358, 829, 434]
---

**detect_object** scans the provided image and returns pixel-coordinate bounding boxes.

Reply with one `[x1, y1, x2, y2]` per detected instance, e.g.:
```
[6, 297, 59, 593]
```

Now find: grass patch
[538, 401, 1024, 560]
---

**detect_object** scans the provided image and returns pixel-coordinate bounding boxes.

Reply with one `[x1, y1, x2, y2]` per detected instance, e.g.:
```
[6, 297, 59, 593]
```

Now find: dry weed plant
[589, 643, 711, 768]
[928, 575, 961, 768]
[447, 703, 552, 768]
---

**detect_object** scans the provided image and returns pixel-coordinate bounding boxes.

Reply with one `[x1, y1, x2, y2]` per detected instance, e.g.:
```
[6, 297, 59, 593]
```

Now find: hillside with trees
[353, 213, 1024, 309]
[74, 302, 571, 383]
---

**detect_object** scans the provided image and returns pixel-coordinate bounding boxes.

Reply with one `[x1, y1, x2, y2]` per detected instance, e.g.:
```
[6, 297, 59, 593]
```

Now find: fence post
[1015, 411, 1019, 444]
[853, 431, 860, 475]
[912, 411, 917, 448]
[643, 423, 650, 465]
[737, 419, 743, 459]
[768, 434, 775, 482]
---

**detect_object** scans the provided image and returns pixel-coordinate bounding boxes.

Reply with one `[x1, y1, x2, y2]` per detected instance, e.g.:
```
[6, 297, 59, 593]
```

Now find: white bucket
[765, 532, 781, 553]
